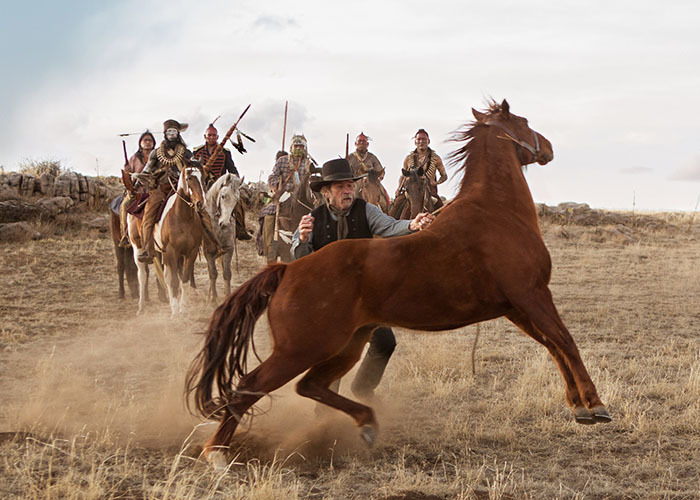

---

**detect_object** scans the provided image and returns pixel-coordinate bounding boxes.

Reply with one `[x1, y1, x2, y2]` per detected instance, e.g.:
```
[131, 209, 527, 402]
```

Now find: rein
[486, 121, 540, 157]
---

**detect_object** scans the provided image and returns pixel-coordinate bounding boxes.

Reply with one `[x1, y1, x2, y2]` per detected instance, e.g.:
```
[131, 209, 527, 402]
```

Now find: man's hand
[298, 214, 315, 242]
[409, 212, 435, 232]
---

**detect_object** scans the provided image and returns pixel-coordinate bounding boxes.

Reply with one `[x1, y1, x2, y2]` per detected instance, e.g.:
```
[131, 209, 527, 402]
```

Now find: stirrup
[118, 235, 130, 248]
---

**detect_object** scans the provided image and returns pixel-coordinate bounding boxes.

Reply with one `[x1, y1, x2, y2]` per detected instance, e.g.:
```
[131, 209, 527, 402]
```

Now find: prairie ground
[1, 211, 699, 499]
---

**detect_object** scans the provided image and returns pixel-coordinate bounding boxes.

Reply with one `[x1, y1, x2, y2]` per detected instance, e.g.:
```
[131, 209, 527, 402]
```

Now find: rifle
[120, 139, 135, 194]
[345, 133, 349, 157]
[202, 104, 251, 175]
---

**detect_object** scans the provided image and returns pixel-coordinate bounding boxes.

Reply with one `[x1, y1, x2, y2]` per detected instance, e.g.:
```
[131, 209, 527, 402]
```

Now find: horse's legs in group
[180, 252, 198, 310]
[296, 326, 379, 445]
[511, 288, 611, 423]
[132, 248, 149, 314]
[506, 309, 589, 421]
[125, 248, 139, 299]
[115, 244, 126, 299]
[163, 251, 180, 316]
[205, 253, 218, 303]
[222, 250, 233, 297]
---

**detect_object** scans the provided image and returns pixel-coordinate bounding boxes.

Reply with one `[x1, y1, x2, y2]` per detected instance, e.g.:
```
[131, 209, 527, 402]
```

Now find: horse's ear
[416, 166, 424, 176]
[402, 168, 410, 176]
[501, 99, 510, 118]
[472, 108, 487, 122]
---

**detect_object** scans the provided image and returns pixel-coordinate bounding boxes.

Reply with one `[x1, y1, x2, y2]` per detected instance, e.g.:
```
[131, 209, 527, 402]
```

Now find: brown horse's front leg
[512, 289, 611, 424]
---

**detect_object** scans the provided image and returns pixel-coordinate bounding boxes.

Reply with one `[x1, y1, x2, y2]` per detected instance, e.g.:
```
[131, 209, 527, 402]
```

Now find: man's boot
[234, 204, 252, 240]
[351, 327, 396, 400]
[198, 204, 225, 258]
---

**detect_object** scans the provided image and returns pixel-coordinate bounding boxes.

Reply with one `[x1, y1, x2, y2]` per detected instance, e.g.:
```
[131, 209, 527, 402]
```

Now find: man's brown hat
[310, 158, 366, 192]
[163, 119, 188, 133]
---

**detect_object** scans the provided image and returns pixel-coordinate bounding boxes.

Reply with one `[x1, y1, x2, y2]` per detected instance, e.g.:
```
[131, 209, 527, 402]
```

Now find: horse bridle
[486, 120, 541, 160]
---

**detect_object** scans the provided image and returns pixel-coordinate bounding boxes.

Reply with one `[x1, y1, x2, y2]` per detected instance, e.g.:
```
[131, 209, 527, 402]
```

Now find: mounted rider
[193, 123, 252, 241]
[346, 131, 389, 211]
[136, 119, 222, 264]
[394, 129, 448, 212]
[258, 134, 315, 262]
[346, 132, 385, 181]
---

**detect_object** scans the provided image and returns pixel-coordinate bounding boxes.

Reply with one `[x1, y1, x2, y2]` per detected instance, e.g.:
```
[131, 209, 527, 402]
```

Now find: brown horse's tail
[185, 263, 287, 419]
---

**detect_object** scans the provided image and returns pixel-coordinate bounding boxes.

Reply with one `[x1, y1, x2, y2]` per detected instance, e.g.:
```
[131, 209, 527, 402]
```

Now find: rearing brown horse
[186, 100, 610, 464]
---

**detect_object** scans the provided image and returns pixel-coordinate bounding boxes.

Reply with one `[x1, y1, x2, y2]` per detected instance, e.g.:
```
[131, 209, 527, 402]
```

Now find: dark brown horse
[390, 166, 434, 220]
[186, 100, 610, 465]
[109, 209, 138, 300]
[274, 171, 321, 262]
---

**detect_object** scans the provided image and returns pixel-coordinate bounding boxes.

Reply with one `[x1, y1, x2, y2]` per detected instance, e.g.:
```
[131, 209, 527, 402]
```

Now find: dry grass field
[1, 210, 699, 499]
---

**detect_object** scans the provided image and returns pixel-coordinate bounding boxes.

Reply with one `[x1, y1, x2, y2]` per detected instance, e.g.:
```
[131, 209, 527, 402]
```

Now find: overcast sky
[2, 0, 699, 211]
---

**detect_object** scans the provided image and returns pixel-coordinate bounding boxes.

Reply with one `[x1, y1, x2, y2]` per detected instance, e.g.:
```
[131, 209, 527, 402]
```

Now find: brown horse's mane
[446, 100, 505, 196]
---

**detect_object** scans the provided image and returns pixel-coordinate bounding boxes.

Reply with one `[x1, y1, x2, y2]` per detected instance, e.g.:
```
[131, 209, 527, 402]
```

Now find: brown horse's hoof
[360, 425, 377, 447]
[591, 405, 612, 423]
[573, 406, 596, 425]
[204, 448, 229, 471]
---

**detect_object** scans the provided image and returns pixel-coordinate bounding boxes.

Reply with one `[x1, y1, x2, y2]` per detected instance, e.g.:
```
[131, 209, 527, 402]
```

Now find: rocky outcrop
[0, 171, 120, 209]
[537, 202, 679, 231]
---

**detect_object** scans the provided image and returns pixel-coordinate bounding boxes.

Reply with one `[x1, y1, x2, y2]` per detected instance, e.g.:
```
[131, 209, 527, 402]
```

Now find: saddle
[109, 194, 123, 216]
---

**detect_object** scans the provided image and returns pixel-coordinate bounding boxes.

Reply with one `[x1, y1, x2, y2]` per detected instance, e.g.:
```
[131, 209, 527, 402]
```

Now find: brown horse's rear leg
[296, 326, 379, 446]
[512, 288, 611, 424]
[204, 351, 316, 466]
[507, 310, 592, 423]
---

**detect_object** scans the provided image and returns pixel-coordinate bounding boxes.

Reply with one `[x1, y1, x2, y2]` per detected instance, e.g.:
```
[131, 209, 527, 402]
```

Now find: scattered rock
[37, 196, 74, 215]
[0, 222, 41, 242]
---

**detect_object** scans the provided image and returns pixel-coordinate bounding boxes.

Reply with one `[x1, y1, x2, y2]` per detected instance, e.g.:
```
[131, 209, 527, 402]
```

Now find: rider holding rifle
[193, 123, 252, 241]
[118, 130, 154, 247]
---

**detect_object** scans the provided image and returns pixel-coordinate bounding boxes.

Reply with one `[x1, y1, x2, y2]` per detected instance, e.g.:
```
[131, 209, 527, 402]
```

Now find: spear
[281, 101, 288, 152]
[202, 104, 251, 174]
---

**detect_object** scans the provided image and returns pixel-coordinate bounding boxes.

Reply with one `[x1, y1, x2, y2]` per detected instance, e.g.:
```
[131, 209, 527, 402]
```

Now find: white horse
[204, 173, 243, 302]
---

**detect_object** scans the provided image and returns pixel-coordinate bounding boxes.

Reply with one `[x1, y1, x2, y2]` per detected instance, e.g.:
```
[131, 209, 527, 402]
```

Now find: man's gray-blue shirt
[291, 202, 413, 260]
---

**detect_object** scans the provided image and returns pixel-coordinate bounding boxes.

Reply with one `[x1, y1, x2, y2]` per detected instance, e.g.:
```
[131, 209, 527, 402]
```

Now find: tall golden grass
[1, 212, 699, 499]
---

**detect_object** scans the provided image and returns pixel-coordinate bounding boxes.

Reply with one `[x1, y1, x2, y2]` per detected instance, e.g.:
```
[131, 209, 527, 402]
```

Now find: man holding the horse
[259, 134, 315, 262]
[193, 123, 252, 241]
[291, 158, 434, 399]
[395, 129, 448, 211]
[135, 119, 222, 264]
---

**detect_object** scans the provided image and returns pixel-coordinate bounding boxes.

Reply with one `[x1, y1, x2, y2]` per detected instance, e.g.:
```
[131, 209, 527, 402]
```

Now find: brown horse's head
[178, 166, 205, 207]
[472, 99, 553, 166]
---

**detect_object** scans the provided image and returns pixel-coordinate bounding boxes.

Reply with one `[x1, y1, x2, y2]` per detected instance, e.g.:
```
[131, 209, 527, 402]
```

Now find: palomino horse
[204, 172, 244, 302]
[358, 167, 390, 213]
[186, 100, 610, 464]
[156, 166, 205, 316]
